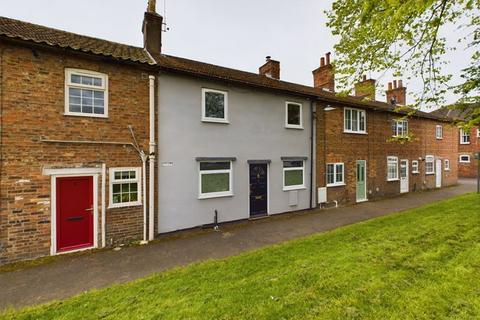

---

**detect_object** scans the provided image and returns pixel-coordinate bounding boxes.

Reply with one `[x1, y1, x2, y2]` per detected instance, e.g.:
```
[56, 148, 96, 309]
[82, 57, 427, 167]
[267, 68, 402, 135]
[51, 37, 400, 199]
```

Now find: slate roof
[0, 16, 446, 121]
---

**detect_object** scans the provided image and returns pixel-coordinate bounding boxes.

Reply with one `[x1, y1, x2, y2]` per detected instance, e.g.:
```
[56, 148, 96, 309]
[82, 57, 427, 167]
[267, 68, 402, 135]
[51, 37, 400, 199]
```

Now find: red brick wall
[316, 103, 458, 205]
[458, 127, 480, 178]
[0, 42, 154, 264]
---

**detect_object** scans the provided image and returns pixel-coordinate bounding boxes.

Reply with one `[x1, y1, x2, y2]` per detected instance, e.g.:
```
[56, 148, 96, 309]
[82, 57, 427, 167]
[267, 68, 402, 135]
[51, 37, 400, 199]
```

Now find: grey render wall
[157, 73, 313, 233]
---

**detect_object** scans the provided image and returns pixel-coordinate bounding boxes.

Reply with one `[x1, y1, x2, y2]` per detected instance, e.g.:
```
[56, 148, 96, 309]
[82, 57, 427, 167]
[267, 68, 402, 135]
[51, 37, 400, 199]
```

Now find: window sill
[343, 130, 367, 135]
[459, 162, 471, 164]
[283, 186, 306, 191]
[425, 173, 435, 175]
[326, 183, 345, 187]
[285, 125, 304, 130]
[445, 169, 450, 171]
[64, 112, 108, 119]
[387, 179, 399, 182]
[460, 142, 471, 145]
[108, 202, 142, 209]
[436, 138, 443, 140]
[201, 118, 229, 124]
[198, 192, 233, 200]
[412, 171, 419, 174]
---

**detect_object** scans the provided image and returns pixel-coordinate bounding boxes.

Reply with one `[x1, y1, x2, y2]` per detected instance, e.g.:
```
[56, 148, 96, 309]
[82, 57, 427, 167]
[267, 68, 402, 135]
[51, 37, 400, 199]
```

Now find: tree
[327, 0, 480, 126]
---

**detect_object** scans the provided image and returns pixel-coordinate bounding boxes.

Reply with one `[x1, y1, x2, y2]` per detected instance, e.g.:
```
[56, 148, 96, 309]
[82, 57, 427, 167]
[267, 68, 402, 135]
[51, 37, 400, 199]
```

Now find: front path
[0, 179, 476, 310]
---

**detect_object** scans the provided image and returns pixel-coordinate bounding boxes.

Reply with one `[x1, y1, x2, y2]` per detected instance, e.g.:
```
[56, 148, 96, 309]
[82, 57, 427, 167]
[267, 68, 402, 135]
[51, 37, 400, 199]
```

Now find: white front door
[435, 159, 442, 188]
[400, 159, 409, 193]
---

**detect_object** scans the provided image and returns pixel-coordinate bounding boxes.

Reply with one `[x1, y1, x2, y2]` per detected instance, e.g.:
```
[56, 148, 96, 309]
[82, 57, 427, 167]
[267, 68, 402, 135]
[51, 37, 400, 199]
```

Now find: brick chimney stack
[142, 0, 163, 56]
[259, 56, 280, 79]
[355, 75, 376, 100]
[312, 52, 335, 92]
[386, 79, 406, 106]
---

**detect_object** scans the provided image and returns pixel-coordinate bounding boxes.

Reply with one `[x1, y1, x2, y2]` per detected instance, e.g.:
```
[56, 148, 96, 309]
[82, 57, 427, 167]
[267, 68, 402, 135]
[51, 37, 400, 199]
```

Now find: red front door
[56, 176, 94, 252]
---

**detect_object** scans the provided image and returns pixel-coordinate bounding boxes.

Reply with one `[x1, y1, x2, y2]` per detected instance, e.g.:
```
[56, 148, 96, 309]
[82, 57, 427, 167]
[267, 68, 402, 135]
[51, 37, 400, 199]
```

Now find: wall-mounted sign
[161, 162, 174, 167]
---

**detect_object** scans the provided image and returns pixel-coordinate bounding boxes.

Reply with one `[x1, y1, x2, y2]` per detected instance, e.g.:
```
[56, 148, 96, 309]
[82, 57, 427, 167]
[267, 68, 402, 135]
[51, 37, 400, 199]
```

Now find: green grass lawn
[3, 193, 480, 320]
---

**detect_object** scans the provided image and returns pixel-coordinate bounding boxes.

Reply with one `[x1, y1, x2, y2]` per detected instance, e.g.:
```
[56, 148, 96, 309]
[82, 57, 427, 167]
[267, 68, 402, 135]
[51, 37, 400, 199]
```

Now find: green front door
[356, 160, 367, 202]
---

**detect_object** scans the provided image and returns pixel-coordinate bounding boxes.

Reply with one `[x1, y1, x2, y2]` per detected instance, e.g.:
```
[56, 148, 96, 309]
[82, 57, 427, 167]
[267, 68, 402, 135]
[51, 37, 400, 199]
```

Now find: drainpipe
[309, 100, 315, 209]
[101, 163, 106, 247]
[148, 75, 156, 241]
[141, 152, 148, 243]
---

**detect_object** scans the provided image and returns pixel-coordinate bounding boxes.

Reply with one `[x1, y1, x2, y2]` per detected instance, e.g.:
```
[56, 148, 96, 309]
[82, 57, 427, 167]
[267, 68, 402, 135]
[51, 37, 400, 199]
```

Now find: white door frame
[435, 159, 442, 188]
[44, 167, 100, 255]
[356, 160, 368, 202]
[400, 159, 409, 193]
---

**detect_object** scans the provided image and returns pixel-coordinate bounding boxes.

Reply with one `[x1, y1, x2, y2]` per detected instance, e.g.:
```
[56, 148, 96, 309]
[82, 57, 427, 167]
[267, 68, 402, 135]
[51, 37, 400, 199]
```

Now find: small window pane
[69, 105, 81, 112]
[200, 162, 230, 171]
[284, 170, 303, 186]
[130, 192, 138, 201]
[130, 183, 138, 192]
[283, 160, 303, 168]
[121, 183, 130, 193]
[204, 91, 225, 119]
[113, 184, 121, 193]
[93, 77, 102, 87]
[287, 104, 301, 126]
[201, 172, 229, 193]
[112, 194, 121, 204]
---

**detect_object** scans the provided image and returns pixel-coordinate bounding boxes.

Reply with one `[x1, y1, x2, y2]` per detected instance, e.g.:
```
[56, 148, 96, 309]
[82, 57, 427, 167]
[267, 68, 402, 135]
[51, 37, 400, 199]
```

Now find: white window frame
[412, 160, 419, 174]
[65, 68, 108, 118]
[459, 155, 471, 163]
[201, 88, 229, 123]
[460, 129, 470, 144]
[392, 119, 409, 137]
[344, 107, 367, 134]
[387, 156, 399, 181]
[282, 160, 306, 191]
[444, 159, 450, 171]
[109, 167, 142, 208]
[436, 125, 443, 139]
[477, 128, 480, 138]
[285, 102, 303, 129]
[326, 163, 345, 187]
[198, 161, 233, 199]
[425, 155, 435, 175]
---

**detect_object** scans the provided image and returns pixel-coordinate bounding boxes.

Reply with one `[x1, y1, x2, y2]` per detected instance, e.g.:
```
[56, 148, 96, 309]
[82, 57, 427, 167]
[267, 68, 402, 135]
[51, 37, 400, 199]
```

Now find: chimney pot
[266, 56, 271, 61]
[313, 52, 335, 92]
[147, 0, 156, 13]
[362, 75, 367, 81]
[386, 79, 406, 105]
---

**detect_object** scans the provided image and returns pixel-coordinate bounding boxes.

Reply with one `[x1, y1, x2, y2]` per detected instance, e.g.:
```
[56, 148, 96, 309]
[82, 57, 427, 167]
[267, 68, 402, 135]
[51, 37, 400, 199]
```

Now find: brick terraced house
[430, 107, 479, 178]
[0, 1, 458, 264]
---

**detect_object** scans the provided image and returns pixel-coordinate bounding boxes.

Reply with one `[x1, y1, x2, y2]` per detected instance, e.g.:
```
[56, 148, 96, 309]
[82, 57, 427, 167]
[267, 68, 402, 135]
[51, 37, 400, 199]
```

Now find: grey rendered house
[155, 60, 316, 233]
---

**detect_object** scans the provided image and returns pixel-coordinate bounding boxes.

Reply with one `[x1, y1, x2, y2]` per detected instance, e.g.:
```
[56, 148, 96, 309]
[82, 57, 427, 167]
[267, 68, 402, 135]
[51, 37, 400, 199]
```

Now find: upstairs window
[344, 108, 366, 133]
[326, 163, 345, 187]
[387, 156, 398, 181]
[285, 102, 303, 129]
[392, 120, 408, 137]
[198, 161, 233, 199]
[283, 160, 305, 190]
[65, 69, 108, 117]
[412, 160, 419, 174]
[202, 88, 228, 123]
[425, 155, 435, 174]
[436, 125, 443, 139]
[460, 129, 470, 144]
[109, 168, 141, 208]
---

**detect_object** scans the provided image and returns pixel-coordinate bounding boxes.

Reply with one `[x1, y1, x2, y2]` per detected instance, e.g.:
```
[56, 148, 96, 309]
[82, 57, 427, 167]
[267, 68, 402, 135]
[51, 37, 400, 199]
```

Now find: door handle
[85, 207, 94, 212]
[255, 196, 262, 200]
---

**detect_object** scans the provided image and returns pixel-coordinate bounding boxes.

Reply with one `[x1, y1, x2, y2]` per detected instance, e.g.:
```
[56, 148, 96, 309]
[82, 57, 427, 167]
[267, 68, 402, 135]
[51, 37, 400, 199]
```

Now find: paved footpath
[0, 179, 476, 310]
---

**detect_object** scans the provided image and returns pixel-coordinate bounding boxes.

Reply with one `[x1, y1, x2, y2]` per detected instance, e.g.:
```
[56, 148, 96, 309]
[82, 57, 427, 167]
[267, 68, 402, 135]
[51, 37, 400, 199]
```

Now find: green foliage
[327, 0, 480, 125]
[3, 194, 480, 319]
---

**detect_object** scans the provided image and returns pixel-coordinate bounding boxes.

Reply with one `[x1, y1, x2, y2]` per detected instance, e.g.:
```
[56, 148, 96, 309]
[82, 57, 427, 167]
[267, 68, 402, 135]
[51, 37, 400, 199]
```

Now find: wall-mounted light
[324, 105, 336, 111]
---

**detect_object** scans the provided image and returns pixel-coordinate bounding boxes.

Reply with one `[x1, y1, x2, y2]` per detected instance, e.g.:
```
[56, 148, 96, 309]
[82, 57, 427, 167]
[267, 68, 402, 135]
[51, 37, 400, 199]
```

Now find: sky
[0, 0, 474, 109]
